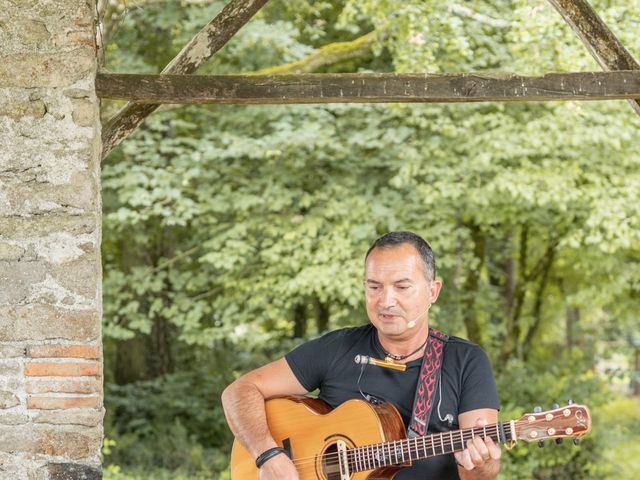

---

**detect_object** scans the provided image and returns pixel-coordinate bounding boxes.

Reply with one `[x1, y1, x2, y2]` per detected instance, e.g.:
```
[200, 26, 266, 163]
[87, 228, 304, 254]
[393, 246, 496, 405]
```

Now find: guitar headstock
[514, 403, 591, 443]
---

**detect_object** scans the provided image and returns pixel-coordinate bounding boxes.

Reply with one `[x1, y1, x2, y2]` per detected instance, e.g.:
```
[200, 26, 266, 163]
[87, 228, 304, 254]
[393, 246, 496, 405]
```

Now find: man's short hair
[365, 231, 436, 281]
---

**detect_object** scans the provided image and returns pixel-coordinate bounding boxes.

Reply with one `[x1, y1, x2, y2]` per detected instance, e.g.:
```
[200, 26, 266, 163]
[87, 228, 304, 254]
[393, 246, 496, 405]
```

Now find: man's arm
[221, 357, 309, 479]
[454, 408, 501, 480]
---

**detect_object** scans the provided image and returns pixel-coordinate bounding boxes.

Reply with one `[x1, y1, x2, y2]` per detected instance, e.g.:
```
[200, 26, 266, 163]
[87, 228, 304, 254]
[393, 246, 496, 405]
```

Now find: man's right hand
[259, 453, 300, 480]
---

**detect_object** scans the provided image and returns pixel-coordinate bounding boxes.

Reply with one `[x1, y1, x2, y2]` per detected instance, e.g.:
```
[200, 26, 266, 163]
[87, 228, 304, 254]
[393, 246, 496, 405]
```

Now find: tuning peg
[567, 399, 574, 405]
[538, 441, 545, 448]
[551, 403, 560, 410]
[534, 406, 542, 413]
[573, 438, 580, 446]
[555, 438, 563, 445]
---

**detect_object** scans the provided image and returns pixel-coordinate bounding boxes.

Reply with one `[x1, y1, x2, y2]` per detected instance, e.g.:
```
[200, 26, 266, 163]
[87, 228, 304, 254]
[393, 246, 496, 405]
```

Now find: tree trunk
[151, 316, 174, 377]
[566, 306, 579, 349]
[314, 298, 330, 333]
[293, 303, 307, 338]
[114, 337, 150, 384]
[462, 223, 485, 346]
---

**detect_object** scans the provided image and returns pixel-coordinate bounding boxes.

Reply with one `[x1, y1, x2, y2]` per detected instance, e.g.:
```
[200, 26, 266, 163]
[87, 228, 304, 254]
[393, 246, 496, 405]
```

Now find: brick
[26, 378, 101, 395]
[25, 362, 100, 377]
[0, 390, 20, 408]
[27, 396, 101, 410]
[28, 345, 100, 360]
[0, 305, 100, 342]
[32, 409, 103, 427]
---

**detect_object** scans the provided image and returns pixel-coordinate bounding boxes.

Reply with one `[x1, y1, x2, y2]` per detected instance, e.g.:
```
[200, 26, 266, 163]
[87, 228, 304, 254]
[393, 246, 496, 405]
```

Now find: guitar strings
[286, 423, 508, 470]
[275, 411, 583, 473]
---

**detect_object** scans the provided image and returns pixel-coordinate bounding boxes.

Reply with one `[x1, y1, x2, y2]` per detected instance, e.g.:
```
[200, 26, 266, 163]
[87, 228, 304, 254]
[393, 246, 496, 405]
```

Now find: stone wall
[0, 0, 103, 479]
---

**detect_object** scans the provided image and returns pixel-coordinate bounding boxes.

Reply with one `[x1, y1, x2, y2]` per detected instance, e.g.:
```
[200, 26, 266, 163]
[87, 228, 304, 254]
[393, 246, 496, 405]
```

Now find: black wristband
[255, 447, 288, 468]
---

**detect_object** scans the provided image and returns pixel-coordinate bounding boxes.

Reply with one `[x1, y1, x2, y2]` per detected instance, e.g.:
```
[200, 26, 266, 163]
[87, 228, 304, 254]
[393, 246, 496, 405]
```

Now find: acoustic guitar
[231, 396, 591, 480]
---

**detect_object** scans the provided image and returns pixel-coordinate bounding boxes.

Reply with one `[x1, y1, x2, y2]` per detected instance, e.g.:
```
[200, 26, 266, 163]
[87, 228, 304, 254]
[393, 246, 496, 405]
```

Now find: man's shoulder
[441, 333, 487, 357]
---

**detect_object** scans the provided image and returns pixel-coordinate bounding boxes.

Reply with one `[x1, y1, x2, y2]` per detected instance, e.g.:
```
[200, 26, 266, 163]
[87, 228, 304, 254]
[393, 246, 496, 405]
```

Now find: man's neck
[377, 324, 430, 362]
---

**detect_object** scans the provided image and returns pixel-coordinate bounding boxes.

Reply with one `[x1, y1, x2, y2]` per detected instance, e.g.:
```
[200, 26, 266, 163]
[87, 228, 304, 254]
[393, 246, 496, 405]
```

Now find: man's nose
[379, 287, 397, 308]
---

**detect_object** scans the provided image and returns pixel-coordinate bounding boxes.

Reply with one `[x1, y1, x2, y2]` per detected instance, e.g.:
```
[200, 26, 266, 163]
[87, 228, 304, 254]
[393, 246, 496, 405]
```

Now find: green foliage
[101, 0, 640, 478]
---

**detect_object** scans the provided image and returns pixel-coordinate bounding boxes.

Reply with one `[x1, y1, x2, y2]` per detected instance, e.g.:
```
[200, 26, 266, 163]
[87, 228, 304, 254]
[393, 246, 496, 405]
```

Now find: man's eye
[397, 286, 410, 290]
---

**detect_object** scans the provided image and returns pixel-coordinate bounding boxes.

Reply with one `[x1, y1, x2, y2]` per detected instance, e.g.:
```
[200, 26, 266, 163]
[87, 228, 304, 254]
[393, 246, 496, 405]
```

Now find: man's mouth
[379, 313, 400, 321]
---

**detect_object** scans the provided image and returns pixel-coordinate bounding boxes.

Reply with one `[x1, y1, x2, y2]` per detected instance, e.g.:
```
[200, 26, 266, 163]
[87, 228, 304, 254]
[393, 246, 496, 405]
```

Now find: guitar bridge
[336, 439, 351, 480]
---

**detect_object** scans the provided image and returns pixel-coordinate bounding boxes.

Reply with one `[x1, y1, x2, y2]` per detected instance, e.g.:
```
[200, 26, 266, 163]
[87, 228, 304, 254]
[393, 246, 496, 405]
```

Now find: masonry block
[47, 463, 102, 480]
[1, 0, 102, 475]
[32, 410, 103, 427]
[25, 362, 100, 377]
[28, 345, 101, 359]
[0, 390, 20, 408]
[0, 426, 103, 459]
[27, 396, 101, 410]
[26, 378, 102, 395]
[0, 305, 100, 342]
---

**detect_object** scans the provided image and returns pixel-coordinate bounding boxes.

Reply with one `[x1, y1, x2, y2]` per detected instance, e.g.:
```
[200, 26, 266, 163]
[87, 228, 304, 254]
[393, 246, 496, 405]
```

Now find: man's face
[364, 243, 441, 339]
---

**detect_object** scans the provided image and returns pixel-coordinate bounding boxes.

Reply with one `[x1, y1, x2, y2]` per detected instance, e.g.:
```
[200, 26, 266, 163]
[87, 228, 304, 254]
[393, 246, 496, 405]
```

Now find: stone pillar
[0, 1, 103, 479]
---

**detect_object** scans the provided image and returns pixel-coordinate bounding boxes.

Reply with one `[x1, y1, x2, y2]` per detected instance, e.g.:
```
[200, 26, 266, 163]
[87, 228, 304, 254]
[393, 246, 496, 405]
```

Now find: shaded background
[98, 1, 640, 478]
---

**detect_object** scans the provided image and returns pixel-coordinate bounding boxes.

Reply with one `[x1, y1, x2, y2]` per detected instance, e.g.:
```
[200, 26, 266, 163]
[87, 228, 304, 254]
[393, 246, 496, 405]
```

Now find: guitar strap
[407, 327, 449, 437]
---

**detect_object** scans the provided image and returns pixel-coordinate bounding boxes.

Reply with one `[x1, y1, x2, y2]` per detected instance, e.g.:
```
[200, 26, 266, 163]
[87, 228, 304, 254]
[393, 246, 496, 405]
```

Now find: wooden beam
[547, 0, 640, 116]
[101, 0, 269, 159]
[96, 71, 640, 104]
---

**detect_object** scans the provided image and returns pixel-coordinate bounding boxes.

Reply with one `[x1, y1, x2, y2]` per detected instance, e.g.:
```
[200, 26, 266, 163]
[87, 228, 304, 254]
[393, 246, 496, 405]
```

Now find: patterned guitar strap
[408, 327, 449, 437]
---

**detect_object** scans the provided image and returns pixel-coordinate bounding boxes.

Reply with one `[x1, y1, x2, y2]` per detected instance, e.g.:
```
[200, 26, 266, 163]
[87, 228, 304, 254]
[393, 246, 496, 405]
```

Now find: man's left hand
[454, 418, 501, 471]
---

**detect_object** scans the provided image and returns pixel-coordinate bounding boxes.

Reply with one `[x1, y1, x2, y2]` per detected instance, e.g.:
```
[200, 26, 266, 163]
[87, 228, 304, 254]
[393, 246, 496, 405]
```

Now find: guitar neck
[350, 422, 512, 472]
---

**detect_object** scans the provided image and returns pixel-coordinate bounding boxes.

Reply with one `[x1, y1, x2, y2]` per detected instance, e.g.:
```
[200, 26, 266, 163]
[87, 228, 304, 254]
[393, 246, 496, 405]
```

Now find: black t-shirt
[285, 324, 499, 480]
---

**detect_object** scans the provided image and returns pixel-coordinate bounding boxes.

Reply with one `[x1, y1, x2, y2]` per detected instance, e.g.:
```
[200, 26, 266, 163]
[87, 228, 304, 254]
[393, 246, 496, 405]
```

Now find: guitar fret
[350, 420, 524, 473]
[373, 444, 377, 468]
[363, 445, 368, 470]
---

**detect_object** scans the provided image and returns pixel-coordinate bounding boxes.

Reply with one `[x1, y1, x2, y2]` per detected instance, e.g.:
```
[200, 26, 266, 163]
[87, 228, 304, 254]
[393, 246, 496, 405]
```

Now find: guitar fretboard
[348, 422, 510, 472]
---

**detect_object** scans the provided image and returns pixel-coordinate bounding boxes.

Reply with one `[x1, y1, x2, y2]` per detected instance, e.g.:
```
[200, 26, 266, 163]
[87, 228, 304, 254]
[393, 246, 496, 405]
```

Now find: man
[222, 231, 501, 479]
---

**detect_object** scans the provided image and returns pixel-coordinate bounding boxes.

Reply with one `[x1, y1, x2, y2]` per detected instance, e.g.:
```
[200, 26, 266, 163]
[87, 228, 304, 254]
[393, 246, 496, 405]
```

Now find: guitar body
[231, 396, 408, 480]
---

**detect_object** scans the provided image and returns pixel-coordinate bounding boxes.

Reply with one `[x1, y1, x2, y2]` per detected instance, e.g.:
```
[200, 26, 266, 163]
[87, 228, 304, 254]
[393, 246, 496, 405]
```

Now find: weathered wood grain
[547, 0, 640, 116]
[101, 0, 269, 158]
[97, 71, 640, 104]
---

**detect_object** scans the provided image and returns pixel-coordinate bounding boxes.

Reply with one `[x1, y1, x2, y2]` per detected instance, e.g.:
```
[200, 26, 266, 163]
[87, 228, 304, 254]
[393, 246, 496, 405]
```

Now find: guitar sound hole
[321, 443, 343, 480]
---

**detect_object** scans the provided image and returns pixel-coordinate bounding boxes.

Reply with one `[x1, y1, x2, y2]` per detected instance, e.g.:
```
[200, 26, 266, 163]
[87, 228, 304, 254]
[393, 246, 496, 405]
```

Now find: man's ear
[429, 278, 443, 303]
